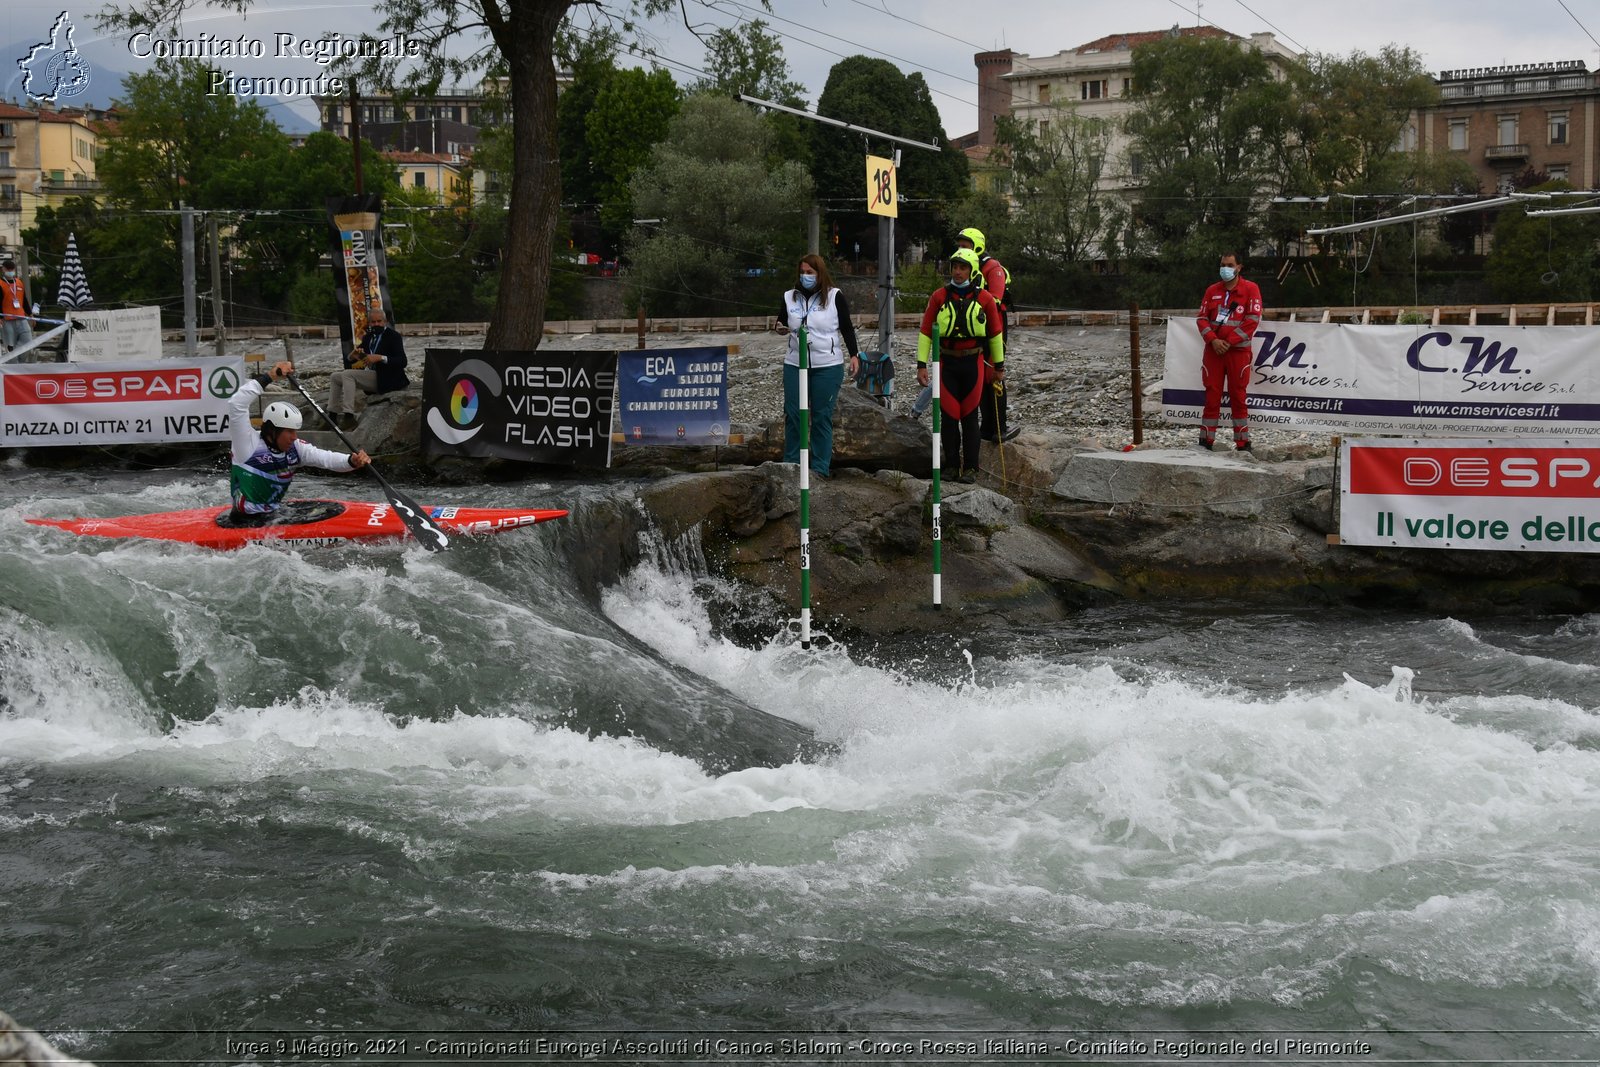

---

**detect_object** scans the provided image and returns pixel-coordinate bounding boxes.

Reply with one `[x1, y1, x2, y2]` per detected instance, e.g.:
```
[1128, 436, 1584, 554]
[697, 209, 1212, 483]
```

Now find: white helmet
[262, 401, 303, 432]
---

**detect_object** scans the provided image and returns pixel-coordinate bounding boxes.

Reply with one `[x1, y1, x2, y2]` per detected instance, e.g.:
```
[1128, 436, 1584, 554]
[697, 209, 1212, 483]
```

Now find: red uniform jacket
[1196, 278, 1263, 353]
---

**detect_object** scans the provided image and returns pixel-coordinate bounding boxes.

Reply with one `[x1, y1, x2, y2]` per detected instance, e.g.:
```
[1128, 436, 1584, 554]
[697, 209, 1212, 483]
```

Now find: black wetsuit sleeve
[835, 291, 860, 359]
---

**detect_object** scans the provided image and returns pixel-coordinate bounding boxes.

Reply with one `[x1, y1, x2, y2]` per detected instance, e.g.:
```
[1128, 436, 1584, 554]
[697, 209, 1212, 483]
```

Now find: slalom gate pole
[930, 321, 942, 609]
[991, 366, 1007, 486]
[798, 324, 812, 649]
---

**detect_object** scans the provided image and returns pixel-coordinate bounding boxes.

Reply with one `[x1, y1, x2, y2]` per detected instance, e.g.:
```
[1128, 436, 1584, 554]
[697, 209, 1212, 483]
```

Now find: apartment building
[1415, 61, 1598, 193]
[386, 150, 473, 204]
[0, 102, 104, 250]
[969, 26, 1300, 191]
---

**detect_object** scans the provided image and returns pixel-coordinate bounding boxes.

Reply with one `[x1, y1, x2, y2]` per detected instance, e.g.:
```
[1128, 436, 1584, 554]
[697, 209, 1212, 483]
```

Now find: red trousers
[1201, 347, 1252, 446]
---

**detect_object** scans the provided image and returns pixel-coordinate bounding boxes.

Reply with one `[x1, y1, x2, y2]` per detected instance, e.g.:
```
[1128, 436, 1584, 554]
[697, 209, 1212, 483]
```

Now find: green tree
[97, 59, 286, 213]
[991, 110, 1117, 266]
[1122, 36, 1295, 304]
[1485, 181, 1599, 302]
[588, 66, 681, 238]
[694, 19, 809, 169]
[556, 26, 622, 215]
[811, 56, 968, 252]
[625, 93, 811, 315]
[100, 0, 720, 350]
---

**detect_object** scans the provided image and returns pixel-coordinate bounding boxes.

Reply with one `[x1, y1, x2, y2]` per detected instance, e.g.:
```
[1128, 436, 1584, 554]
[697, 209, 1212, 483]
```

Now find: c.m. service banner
[616, 347, 729, 445]
[0, 357, 245, 446]
[1340, 437, 1600, 553]
[1164, 322, 1600, 437]
[422, 348, 617, 467]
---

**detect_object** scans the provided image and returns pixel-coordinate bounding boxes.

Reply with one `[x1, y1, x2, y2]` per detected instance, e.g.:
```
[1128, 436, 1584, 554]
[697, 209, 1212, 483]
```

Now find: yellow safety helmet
[956, 227, 987, 256]
[949, 247, 982, 275]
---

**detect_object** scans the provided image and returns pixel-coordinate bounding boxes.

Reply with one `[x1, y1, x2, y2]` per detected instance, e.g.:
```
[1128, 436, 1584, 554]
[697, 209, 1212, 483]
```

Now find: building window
[1122, 78, 1131, 95]
[414, 172, 426, 188]
[1549, 110, 1569, 145]
[1549, 165, 1569, 182]
[1037, 83, 1050, 105]
[0, 123, 13, 138]
[1497, 114, 1518, 145]
[1038, 120, 1049, 136]
[1448, 119, 1468, 150]
[1129, 153, 1144, 178]
[1397, 124, 1417, 151]
[1, 184, 14, 202]
[0, 152, 9, 167]
[1081, 79, 1106, 100]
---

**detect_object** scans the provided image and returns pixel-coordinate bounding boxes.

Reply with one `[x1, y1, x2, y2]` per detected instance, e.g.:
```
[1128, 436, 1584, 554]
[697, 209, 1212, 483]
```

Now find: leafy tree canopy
[811, 56, 967, 249]
[625, 93, 811, 315]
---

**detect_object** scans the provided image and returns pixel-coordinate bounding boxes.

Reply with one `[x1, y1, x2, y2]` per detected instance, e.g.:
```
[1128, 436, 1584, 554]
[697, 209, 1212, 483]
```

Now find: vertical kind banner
[326, 194, 393, 354]
[422, 348, 617, 467]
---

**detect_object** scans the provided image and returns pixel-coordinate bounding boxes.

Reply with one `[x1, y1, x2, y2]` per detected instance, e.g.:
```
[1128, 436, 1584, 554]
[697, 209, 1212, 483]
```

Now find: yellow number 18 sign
[866, 154, 897, 218]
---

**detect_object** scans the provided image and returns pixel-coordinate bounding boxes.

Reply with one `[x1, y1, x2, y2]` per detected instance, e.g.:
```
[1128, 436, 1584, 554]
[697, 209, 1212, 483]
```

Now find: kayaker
[227, 360, 370, 524]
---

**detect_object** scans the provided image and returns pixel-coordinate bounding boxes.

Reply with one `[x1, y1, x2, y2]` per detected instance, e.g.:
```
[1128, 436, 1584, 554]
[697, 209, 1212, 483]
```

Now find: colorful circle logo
[450, 380, 478, 425]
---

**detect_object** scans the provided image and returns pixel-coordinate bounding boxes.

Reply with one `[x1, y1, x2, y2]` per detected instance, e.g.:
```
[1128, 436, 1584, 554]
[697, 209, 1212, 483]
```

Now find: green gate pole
[798, 324, 812, 648]
[930, 321, 942, 609]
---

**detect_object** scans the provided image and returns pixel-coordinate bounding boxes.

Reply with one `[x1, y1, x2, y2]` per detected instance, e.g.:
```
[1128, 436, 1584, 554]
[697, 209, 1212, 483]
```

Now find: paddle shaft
[286, 374, 449, 551]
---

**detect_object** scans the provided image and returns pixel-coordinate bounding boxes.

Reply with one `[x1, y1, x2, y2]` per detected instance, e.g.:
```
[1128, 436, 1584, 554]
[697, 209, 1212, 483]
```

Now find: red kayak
[27, 499, 568, 550]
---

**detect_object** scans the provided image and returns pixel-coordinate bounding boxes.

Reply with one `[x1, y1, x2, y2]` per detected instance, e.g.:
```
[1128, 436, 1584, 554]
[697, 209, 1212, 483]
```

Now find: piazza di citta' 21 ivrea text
[124, 31, 426, 98]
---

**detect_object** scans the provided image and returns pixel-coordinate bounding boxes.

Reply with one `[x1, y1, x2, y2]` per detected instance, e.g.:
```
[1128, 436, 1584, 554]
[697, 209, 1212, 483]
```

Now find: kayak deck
[26, 499, 568, 550]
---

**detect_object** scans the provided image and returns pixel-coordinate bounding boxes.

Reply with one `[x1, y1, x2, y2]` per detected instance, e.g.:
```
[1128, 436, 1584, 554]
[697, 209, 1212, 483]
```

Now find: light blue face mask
[949, 277, 973, 291]
[799, 274, 817, 291]
[1219, 266, 1237, 282]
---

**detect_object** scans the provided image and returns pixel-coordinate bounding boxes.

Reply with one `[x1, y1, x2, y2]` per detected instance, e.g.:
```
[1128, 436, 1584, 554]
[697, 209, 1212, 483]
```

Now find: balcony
[1484, 143, 1530, 161]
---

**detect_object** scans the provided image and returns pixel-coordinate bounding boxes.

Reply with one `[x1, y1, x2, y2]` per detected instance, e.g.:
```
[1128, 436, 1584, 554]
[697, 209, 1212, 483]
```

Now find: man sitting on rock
[328, 307, 408, 431]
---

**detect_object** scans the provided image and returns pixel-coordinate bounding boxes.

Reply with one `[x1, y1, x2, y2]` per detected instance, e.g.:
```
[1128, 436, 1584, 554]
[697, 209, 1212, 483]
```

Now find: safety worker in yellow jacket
[916, 248, 1005, 483]
[955, 227, 1018, 443]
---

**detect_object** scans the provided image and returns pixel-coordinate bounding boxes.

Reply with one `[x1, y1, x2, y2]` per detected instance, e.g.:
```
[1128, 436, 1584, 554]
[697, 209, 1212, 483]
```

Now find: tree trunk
[486, 0, 571, 351]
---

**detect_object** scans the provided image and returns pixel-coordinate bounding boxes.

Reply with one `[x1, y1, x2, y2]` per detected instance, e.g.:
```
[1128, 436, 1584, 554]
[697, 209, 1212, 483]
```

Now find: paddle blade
[381, 482, 450, 552]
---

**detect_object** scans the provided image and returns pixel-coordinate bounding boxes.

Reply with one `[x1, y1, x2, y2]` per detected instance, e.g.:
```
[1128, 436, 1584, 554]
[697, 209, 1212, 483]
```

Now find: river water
[3, 469, 1599, 1065]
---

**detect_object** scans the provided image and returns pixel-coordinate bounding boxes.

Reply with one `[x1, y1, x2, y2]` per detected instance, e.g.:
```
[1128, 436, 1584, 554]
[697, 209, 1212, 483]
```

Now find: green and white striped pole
[930, 320, 943, 609]
[798, 324, 813, 649]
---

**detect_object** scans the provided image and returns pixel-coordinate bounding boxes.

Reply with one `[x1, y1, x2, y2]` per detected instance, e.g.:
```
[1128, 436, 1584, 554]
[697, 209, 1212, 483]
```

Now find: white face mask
[1219, 266, 1238, 282]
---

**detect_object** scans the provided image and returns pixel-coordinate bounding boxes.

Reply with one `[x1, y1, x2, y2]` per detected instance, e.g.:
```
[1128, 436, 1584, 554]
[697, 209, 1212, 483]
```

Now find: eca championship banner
[1163, 321, 1600, 438]
[616, 348, 729, 445]
[422, 348, 617, 467]
[1340, 438, 1600, 553]
[0, 357, 246, 446]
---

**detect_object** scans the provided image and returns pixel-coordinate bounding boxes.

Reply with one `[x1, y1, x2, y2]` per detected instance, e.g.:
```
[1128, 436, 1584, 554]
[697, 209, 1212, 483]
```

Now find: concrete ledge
[1053, 447, 1294, 516]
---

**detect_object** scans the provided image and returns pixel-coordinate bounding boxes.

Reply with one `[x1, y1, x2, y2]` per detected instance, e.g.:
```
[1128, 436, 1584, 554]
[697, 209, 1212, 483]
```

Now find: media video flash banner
[1164, 321, 1600, 437]
[0, 358, 246, 446]
[423, 348, 617, 467]
[1339, 437, 1600, 552]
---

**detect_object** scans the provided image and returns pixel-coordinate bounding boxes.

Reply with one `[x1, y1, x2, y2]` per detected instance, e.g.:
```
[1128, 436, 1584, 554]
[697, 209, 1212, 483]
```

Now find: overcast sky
[2, 0, 1597, 135]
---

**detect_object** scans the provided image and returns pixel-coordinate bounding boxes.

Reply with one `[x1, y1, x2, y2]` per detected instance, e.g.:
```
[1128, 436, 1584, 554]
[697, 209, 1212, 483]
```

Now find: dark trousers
[979, 357, 1008, 440]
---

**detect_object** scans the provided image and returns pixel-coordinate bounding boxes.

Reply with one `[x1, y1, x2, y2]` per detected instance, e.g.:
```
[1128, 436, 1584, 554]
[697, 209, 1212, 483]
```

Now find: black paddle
[287, 374, 450, 552]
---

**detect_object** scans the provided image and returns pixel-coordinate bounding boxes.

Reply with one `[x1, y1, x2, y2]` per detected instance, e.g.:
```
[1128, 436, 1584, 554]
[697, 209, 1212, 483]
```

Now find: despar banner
[1339, 437, 1600, 553]
[422, 348, 617, 466]
[616, 347, 730, 445]
[326, 194, 393, 353]
[1163, 321, 1600, 437]
[0, 357, 244, 446]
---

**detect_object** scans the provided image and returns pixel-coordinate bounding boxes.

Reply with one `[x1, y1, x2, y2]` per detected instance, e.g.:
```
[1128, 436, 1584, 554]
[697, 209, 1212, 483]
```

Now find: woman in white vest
[772, 254, 860, 477]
